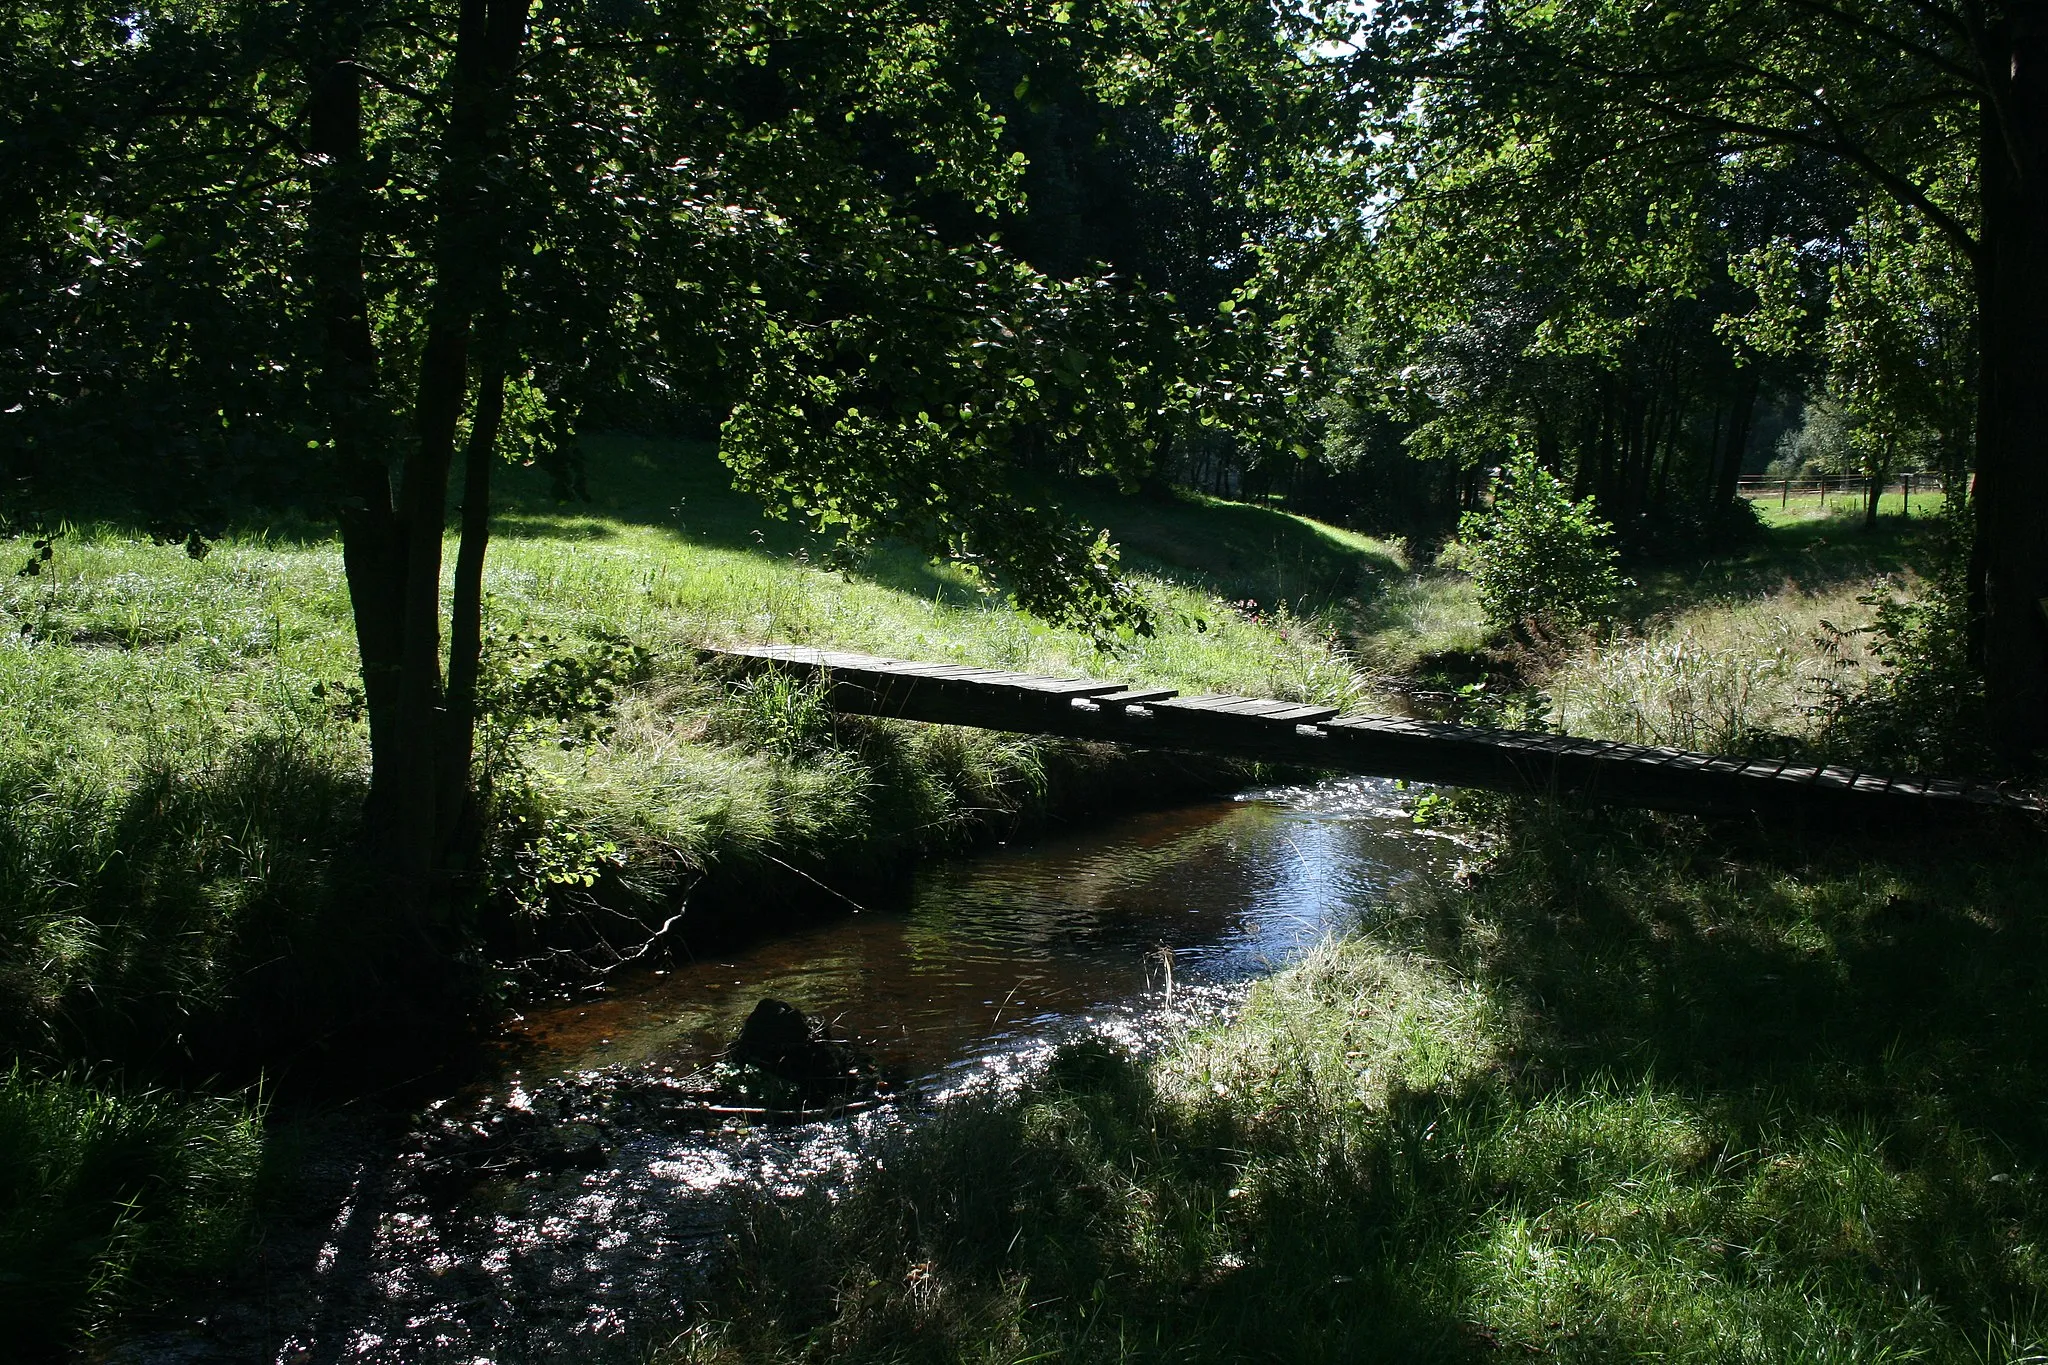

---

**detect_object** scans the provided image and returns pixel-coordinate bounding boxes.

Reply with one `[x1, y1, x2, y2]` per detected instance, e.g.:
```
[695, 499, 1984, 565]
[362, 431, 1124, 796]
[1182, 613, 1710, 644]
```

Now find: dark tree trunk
[1713, 368, 1760, 511]
[1595, 384, 1617, 507]
[1975, 9, 2048, 766]
[1572, 391, 1598, 500]
[1702, 406, 1725, 503]
[377, 0, 529, 898]
[439, 359, 506, 877]
[304, 20, 407, 834]
[302, 0, 530, 906]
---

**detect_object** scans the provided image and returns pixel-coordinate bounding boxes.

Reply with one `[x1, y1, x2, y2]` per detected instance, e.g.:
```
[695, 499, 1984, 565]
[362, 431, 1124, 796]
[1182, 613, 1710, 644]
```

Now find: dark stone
[725, 997, 878, 1103]
[727, 998, 818, 1073]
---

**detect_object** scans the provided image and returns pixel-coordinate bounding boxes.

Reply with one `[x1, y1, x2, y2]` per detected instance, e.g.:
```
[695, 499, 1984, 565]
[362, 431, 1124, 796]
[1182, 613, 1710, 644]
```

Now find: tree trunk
[304, 20, 407, 835]
[303, 0, 529, 906]
[1713, 368, 1760, 511]
[376, 0, 530, 898]
[1975, 11, 2048, 766]
[439, 359, 506, 878]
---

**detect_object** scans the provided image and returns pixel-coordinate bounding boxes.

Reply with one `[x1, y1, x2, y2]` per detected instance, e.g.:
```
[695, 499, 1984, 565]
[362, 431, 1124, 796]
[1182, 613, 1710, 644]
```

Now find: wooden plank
[1155, 694, 1257, 714]
[1092, 687, 1180, 705]
[1188, 697, 1341, 723]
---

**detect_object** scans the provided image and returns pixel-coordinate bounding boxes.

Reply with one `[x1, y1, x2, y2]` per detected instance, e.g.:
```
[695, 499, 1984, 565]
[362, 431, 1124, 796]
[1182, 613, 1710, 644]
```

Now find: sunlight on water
[252, 778, 1455, 1363]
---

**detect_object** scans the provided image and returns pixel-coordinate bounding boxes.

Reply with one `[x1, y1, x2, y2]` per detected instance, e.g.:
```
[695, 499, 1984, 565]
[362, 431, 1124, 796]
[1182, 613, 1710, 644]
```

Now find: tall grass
[0, 1067, 264, 1357]
[1548, 584, 1880, 753]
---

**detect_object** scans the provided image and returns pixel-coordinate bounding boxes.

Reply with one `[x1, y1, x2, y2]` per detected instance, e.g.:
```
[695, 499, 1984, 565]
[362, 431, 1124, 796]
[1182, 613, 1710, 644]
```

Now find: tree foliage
[1322, 0, 2048, 765]
[0, 0, 1330, 901]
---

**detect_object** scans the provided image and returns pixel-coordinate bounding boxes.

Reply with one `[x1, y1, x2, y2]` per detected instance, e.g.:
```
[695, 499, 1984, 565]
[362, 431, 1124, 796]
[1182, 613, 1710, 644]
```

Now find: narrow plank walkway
[705, 644, 2043, 824]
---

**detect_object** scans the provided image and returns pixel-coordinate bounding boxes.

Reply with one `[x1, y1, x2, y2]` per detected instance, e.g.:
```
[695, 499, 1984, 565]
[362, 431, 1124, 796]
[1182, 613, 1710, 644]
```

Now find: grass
[677, 805, 2048, 1364]
[1538, 501, 1954, 754]
[0, 445, 1985, 1357]
[0, 437, 1412, 1357]
[1748, 489, 1949, 529]
[0, 1067, 265, 1356]
[1546, 582, 1878, 753]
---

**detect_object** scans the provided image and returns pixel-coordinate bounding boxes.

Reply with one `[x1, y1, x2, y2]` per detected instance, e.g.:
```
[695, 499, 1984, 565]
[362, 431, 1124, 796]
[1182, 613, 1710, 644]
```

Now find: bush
[1458, 452, 1628, 638]
[1816, 572, 1988, 774]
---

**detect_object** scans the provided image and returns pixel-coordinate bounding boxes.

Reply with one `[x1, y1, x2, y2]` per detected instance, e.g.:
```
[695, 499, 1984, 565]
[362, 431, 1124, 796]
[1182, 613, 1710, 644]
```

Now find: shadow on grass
[695, 1039, 1483, 1365]
[1064, 482, 1406, 615]
[1628, 506, 1948, 621]
[0, 731, 475, 1092]
[683, 808, 2048, 1362]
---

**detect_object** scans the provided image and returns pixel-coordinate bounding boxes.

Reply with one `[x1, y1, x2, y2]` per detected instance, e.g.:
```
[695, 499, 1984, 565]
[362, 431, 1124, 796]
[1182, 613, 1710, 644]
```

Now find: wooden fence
[1736, 473, 1951, 510]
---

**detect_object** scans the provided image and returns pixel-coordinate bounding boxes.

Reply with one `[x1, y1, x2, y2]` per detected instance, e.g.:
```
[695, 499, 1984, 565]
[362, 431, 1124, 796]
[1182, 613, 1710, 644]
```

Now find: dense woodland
[4, 0, 2048, 1358]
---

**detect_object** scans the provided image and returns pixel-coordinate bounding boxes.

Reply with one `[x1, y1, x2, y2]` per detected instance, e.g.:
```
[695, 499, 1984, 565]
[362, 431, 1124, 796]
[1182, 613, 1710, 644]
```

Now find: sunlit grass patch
[1750, 489, 1949, 529]
[1160, 938, 1505, 1117]
[1547, 582, 1880, 752]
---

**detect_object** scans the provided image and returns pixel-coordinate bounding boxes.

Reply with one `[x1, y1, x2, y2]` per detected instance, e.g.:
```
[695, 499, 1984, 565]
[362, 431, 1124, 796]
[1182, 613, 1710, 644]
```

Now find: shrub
[1458, 452, 1629, 638]
[1815, 572, 1988, 773]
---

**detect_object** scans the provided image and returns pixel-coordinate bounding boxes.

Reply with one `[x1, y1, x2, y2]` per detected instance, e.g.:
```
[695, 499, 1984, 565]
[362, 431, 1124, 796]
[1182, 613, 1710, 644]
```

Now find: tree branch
[1641, 98, 1978, 262]
[1779, 0, 1982, 86]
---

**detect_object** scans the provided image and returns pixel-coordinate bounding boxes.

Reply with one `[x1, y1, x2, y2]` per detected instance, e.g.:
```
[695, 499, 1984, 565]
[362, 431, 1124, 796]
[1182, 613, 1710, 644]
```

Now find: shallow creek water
[260, 777, 1461, 1363]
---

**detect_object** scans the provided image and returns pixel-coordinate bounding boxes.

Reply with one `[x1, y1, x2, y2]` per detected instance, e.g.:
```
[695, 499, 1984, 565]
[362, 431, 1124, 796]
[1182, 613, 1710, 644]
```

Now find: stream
[158, 776, 1461, 1364]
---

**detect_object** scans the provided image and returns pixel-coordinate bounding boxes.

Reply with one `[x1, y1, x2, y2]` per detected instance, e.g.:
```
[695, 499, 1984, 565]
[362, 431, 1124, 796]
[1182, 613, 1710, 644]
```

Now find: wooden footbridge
[706, 644, 2041, 825]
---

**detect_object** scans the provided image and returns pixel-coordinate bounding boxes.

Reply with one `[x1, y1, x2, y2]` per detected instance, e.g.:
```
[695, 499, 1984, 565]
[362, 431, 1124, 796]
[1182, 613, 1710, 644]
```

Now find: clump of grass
[1548, 583, 1881, 753]
[677, 805, 2048, 1363]
[1348, 569, 1489, 675]
[0, 1067, 265, 1358]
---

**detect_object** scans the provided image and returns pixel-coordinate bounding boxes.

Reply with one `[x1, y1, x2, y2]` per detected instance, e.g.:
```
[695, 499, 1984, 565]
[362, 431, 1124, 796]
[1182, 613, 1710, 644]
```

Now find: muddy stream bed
[137, 777, 1462, 1363]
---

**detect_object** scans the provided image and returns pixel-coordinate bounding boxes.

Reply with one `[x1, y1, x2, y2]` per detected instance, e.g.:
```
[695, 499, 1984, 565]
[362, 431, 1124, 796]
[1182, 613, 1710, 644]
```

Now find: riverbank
[679, 801, 2048, 1363]
[0, 440, 1413, 1354]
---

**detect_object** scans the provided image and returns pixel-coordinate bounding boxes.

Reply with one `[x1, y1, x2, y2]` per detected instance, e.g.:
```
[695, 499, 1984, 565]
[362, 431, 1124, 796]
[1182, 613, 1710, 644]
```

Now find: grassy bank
[664, 501, 2034, 1363]
[0, 439, 1410, 1352]
[0, 1069, 266, 1358]
[679, 804, 2048, 1363]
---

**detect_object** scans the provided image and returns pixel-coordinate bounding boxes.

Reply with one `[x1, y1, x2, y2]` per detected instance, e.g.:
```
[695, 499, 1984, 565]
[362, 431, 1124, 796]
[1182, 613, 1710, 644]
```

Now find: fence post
[1782, 478, 1790, 508]
[1903, 472, 1911, 517]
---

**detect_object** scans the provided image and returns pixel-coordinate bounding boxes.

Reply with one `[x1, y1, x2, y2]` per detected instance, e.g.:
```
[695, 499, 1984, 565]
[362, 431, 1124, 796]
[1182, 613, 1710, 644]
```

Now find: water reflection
[214, 778, 1456, 1363]
[510, 777, 1451, 1089]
